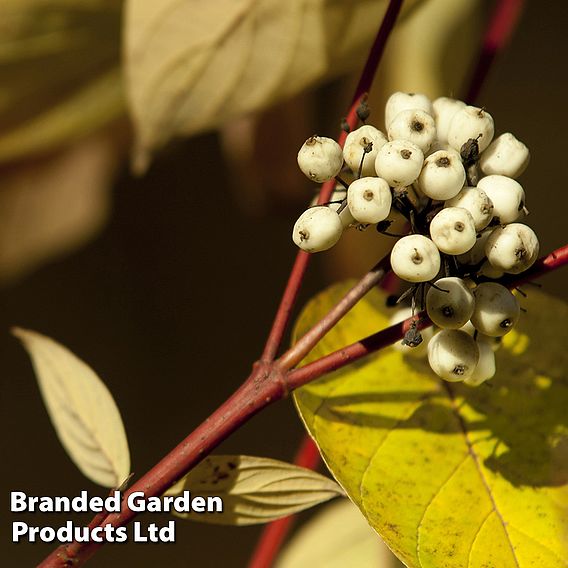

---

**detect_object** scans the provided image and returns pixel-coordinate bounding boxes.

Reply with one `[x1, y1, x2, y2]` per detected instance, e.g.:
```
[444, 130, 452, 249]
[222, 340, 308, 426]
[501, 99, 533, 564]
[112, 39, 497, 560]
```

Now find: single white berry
[464, 339, 496, 386]
[426, 277, 475, 329]
[460, 320, 502, 352]
[433, 97, 467, 143]
[389, 307, 434, 358]
[448, 106, 495, 153]
[347, 177, 392, 224]
[484, 223, 539, 274]
[425, 141, 454, 157]
[427, 329, 480, 381]
[390, 235, 441, 282]
[429, 207, 477, 255]
[477, 175, 525, 224]
[471, 282, 520, 337]
[297, 136, 343, 182]
[479, 132, 530, 178]
[375, 140, 424, 187]
[387, 109, 436, 153]
[445, 185, 494, 230]
[310, 187, 354, 228]
[478, 259, 505, 279]
[292, 206, 343, 252]
[384, 92, 433, 129]
[417, 149, 466, 200]
[343, 125, 388, 177]
[457, 228, 493, 265]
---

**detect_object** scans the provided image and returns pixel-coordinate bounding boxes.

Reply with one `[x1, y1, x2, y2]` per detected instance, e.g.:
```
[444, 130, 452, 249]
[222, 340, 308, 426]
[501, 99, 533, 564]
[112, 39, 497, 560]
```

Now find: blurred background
[1, 1, 566, 566]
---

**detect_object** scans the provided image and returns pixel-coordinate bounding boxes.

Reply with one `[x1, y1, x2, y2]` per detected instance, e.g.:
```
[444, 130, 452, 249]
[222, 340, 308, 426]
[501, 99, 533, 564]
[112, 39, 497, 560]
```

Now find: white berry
[485, 223, 539, 274]
[479, 132, 530, 178]
[460, 320, 502, 352]
[457, 228, 493, 265]
[471, 282, 520, 337]
[428, 329, 480, 381]
[445, 185, 494, 230]
[375, 140, 424, 187]
[477, 175, 525, 224]
[297, 136, 343, 183]
[417, 149, 466, 200]
[292, 206, 343, 252]
[389, 307, 434, 358]
[347, 177, 392, 224]
[384, 92, 433, 129]
[429, 207, 477, 255]
[426, 277, 475, 329]
[390, 235, 441, 282]
[448, 106, 495, 153]
[343, 125, 388, 177]
[387, 109, 436, 153]
[464, 339, 496, 386]
[433, 97, 466, 143]
[478, 260, 505, 279]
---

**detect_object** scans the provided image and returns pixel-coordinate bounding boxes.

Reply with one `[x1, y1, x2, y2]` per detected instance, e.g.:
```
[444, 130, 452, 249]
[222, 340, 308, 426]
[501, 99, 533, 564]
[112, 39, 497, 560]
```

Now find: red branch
[260, 93, 366, 363]
[465, 0, 525, 104]
[261, 0, 404, 363]
[278, 255, 391, 370]
[39, 245, 568, 568]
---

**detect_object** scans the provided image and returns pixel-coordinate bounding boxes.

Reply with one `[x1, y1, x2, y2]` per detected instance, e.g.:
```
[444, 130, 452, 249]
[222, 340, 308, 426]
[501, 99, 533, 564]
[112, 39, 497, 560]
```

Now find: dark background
[1, 2, 567, 566]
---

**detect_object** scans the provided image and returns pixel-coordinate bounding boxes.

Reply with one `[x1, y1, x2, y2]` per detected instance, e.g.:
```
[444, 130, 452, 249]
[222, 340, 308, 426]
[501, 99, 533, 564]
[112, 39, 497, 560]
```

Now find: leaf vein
[443, 382, 521, 568]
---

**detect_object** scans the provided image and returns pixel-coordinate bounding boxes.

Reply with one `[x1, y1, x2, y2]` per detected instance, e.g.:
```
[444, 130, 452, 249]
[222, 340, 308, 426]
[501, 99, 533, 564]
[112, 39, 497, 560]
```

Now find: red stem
[288, 245, 568, 390]
[247, 436, 320, 568]
[261, 0, 404, 364]
[351, 0, 404, 105]
[278, 255, 391, 370]
[38, 364, 287, 567]
[38, 245, 568, 568]
[465, 0, 525, 104]
[260, 95, 364, 364]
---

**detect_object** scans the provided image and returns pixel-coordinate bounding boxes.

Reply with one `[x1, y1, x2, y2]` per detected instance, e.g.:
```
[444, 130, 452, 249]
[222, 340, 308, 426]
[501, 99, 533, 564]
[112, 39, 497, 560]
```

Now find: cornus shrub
[8, 1, 568, 568]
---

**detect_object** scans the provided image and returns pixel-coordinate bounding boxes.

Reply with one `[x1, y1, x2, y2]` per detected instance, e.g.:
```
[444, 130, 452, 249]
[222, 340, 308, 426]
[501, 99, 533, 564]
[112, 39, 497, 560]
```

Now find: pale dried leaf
[124, 0, 423, 170]
[165, 455, 343, 525]
[0, 0, 123, 163]
[13, 328, 131, 488]
[276, 499, 397, 568]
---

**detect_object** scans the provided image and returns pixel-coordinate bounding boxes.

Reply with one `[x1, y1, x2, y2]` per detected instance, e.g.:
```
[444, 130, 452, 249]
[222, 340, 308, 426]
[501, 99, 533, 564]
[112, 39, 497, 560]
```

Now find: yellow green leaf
[124, 0, 424, 171]
[164, 455, 343, 525]
[0, 0, 123, 163]
[13, 328, 131, 488]
[293, 283, 568, 567]
[275, 498, 399, 568]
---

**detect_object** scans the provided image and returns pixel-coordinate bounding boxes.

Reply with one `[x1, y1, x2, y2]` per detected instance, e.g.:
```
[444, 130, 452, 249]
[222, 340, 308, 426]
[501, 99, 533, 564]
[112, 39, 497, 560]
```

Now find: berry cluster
[293, 92, 537, 386]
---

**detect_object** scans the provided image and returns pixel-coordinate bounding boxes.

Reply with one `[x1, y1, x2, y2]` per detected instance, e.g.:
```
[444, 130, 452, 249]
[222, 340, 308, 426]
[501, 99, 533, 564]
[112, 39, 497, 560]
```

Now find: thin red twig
[247, 436, 320, 568]
[278, 255, 391, 370]
[38, 244, 568, 568]
[287, 245, 568, 390]
[261, 0, 404, 364]
[351, 0, 404, 105]
[260, 94, 365, 363]
[465, 0, 525, 104]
